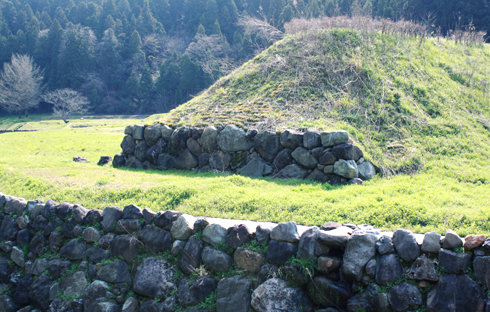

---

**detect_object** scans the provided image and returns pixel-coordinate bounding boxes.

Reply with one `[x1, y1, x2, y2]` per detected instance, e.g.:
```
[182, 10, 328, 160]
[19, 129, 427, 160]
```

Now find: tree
[0, 54, 44, 118]
[42, 88, 89, 123]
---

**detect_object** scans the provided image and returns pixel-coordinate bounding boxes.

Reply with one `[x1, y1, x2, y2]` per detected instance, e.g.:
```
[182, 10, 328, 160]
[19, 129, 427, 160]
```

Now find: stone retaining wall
[113, 123, 377, 185]
[0, 192, 489, 312]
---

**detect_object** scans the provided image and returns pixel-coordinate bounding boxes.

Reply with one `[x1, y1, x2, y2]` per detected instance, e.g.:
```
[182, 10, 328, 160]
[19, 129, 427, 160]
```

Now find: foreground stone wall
[1, 193, 490, 312]
[113, 123, 377, 185]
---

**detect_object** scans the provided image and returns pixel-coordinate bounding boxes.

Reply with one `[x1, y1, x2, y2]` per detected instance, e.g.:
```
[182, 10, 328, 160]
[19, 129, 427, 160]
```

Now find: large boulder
[317, 227, 351, 247]
[202, 223, 228, 247]
[333, 159, 358, 179]
[427, 275, 485, 312]
[438, 248, 471, 274]
[464, 234, 485, 250]
[240, 157, 273, 177]
[111, 234, 139, 264]
[347, 284, 389, 312]
[307, 169, 329, 183]
[442, 229, 464, 249]
[121, 136, 136, 155]
[392, 228, 420, 262]
[406, 254, 438, 281]
[179, 236, 204, 275]
[319, 152, 336, 165]
[251, 278, 304, 312]
[266, 240, 298, 265]
[144, 123, 163, 147]
[254, 131, 282, 162]
[132, 124, 144, 140]
[187, 138, 202, 157]
[421, 231, 441, 253]
[342, 232, 377, 282]
[226, 224, 251, 249]
[139, 225, 173, 252]
[375, 254, 403, 285]
[101, 206, 123, 232]
[388, 283, 422, 312]
[280, 129, 303, 149]
[133, 257, 176, 298]
[307, 276, 351, 308]
[157, 153, 176, 170]
[216, 275, 252, 312]
[473, 256, 490, 289]
[5, 197, 26, 215]
[60, 271, 87, 299]
[122, 204, 143, 219]
[169, 127, 190, 156]
[291, 147, 318, 169]
[174, 149, 198, 170]
[297, 227, 319, 259]
[332, 143, 363, 161]
[209, 150, 232, 171]
[171, 214, 196, 240]
[320, 130, 349, 147]
[303, 130, 321, 149]
[59, 239, 86, 260]
[125, 156, 143, 169]
[273, 148, 293, 170]
[161, 125, 174, 140]
[134, 140, 149, 162]
[176, 277, 216, 307]
[0, 216, 18, 241]
[201, 247, 232, 272]
[154, 210, 182, 228]
[277, 164, 308, 180]
[97, 259, 131, 283]
[200, 126, 219, 153]
[217, 125, 251, 152]
[358, 161, 376, 180]
[83, 280, 111, 312]
[29, 273, 53, 311]
[234, 248, 264, 273]
[270, 221, 300, 243]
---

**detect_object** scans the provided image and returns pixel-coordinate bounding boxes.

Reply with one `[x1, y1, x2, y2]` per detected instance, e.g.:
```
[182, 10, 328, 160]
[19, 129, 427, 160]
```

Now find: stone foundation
[0, 193, 489, 312]
[113, 123, 377, 185]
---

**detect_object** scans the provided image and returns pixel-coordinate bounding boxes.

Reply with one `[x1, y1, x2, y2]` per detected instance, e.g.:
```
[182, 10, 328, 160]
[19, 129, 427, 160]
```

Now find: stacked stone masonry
[0, 193, 490, 311]
[113, 123, 378, 185]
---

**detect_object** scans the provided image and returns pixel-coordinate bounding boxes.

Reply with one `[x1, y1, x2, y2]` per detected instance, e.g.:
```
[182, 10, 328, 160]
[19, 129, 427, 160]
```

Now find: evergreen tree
[200, 0, 219, 34]
[196, 24, 206, 35]
[138, 65, 153, 110]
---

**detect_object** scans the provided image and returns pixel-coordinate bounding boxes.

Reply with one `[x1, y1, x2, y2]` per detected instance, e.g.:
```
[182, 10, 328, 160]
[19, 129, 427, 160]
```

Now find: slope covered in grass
[158, 29, 490, 182]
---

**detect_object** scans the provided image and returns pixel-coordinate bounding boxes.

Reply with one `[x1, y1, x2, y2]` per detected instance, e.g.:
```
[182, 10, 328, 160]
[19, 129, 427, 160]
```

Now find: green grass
[0, 115, 490, 236]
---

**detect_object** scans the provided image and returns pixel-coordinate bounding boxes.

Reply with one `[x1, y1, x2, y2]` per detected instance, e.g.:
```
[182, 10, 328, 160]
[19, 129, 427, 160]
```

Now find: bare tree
[0, 54, 44, 118]
[42, 89, 90, 123]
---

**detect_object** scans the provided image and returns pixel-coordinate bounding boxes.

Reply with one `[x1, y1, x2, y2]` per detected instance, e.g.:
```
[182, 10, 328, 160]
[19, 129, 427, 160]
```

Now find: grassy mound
[158, 29, 490, 181]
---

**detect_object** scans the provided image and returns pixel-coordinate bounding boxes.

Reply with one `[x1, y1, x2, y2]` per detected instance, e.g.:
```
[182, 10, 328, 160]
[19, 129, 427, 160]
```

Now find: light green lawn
[0, 115, 489, 236]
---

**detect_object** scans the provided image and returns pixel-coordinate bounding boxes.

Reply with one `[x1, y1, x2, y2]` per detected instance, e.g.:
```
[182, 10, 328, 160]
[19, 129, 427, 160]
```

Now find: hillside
[158, 28, 490, 181]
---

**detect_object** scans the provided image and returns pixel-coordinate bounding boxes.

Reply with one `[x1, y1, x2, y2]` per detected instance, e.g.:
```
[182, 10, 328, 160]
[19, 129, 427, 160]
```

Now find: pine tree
[139, 65, 153, 109]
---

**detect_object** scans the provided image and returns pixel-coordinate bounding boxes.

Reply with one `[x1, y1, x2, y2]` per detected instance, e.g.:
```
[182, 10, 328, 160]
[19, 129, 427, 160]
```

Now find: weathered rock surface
[174, 149, 198, 170]
[427, 275, 485, 312]
[342, 233, 377, 282]
[473, 256, 490, 289]
[392, 229, 420, 262]
[317, 256, 342, 274]
[97, 259, 131, 283]
[266, 240, 298, 265]
[280, 129, 303, 149]
[464, 234, 485, 250]
[347, 284, 389, 312]
[179, 236, 203, 275]
[216, 275, 252, 312]
[144, 123, 163, 147]
[217, 125, 251, 152]
[111, 234, 139, 263]
[291, 147, 318, 169]
[406, 255, 438, 281]
[332, 143, 363, 161]
[133, 257, 176, 298]
[438, 248, 471, 274]
[303, 130, 321, 149]
[209, 150, 232, 171]
[442, 229, 464, 249]
[358, 161, 376, 180]
[59, 239, 86, 260]
[202, 223, 228, 247]
[201, 247, 232, 272]
[60, 271, 87, 299]
[251, 278, 304, 312]
[226, 224, 250, 249]
[101, 206, 123, 232]
[169, 127, 190, 156]
[388, 283, 422, 312]
[421, 231, 441, 253]
[320, 130, 349, 147]
[171, 214, 196, 240]
[254, 131, 282, 162]
[200, 126, 219, 153]
[333, 159, 358, 179]
[277, 164, 308, 179]
[297, 227, 319, 259]
[139, 225, 173, 252]
[270, 221, 300, 243]
[376, 235, 395, 255]
[273, 149, 293, 170]
[234, 247, 264, 273]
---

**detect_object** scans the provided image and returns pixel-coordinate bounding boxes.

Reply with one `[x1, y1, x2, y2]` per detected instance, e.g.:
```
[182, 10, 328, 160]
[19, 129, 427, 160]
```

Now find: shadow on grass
[114, 166, 345, 191]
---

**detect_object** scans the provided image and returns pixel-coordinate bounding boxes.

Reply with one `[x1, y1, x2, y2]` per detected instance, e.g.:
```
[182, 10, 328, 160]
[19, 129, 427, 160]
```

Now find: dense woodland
[0, 0, 488, 115]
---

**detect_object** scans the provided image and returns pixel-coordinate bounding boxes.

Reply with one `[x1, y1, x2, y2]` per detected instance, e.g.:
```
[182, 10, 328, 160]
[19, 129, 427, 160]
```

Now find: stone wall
[0, 192, 489, 312]
[113, 123, 377, 185]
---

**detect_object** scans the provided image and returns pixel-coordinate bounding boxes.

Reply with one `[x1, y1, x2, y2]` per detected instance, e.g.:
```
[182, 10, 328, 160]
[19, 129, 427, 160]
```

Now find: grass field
[1, 115, 489, 236]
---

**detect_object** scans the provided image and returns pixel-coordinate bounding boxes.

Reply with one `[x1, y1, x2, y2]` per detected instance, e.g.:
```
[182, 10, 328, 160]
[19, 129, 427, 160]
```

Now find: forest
[0, 0, 488, 115]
